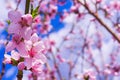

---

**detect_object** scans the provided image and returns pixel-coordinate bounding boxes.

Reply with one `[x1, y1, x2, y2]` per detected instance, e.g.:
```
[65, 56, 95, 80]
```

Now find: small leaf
[11, 58, 18, 66]
[6, 20, 11, 25]
[31, 6, 39, 18]
[19, 57, 24, 62]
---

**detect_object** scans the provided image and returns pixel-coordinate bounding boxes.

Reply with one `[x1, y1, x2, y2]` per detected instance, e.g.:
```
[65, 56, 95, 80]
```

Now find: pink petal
[32, 63, 43, 74]
[17, 42, 29, 57]
[25, 58, 32, 69]
[30, 33, 39, 43]
[19, 27, 26, 38]
[8, 23, 21, 34]
[34, 53, 46, 64]
[24, 27, 32, 40]
[3, 54, 11, 64]
[11, 50, 20, 61]
[8, 10, 22, 23]
[25, 40, 32, 50]
[6, 41, 16, 52]
[33, 41, 45, 52]
[33, 15, 41, 23]
[19, 27, 32, 40]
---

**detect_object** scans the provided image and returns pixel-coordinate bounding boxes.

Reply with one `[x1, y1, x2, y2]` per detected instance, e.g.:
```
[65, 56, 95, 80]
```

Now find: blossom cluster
[4, 10, 47, 77]
[32, 0, 58, 34]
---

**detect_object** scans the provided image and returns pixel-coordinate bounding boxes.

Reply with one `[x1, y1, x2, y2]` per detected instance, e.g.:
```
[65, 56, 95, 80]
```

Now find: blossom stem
[25, 0, 30, 14]
[17, 70, 23, 80]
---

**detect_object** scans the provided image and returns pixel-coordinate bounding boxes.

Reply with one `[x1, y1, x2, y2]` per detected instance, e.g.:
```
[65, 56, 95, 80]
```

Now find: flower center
[28, 48, 36, 58]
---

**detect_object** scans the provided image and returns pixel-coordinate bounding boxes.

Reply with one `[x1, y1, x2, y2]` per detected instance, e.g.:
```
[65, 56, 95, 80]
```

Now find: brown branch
[25, 0, 30, 14]
[32, 73, 37, 80]
[17, 70, 23, 80]
[78, 0, 120, 43]
[0, 63, 5, 79]
[51, 52, 63, 80]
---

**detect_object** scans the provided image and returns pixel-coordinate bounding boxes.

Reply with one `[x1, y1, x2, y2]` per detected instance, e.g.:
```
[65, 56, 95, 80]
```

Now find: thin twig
[78, 0, 120, 43]
[0, 63, 5, 79]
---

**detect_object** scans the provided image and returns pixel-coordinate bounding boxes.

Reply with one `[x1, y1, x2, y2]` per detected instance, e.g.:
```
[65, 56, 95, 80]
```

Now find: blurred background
[1, 0, 120, 80]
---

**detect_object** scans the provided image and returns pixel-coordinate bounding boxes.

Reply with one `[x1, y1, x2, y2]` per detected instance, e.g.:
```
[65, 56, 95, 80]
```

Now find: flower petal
[33, 41, 45, 52]
[25, 58, 32, 69]
[11, 50, 20, 61]
[34, 53, 46, 64]
[3, 54, 11, 64]
[17, 42, 29, 57]
[8, 23, 21, 34]
[30, 33, 39, 43]
[8, 10, 22, 23]
[25, 40, 32, 50]
[6, 41, 16, 52]
[23, 27, 32, 40]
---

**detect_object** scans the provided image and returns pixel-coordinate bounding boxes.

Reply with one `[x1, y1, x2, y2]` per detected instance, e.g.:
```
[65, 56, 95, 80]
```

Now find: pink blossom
[40, 23, 52, 34]
[6, 34, 28, 57]
[6, 11, 33, 57]
[24, 50, 46, 69]
[110, 1, 120, 11]
[8, 10, 32, 26]
[58, 0, 66, 6]
[49, 4, 58, 18]
[8, 10, 22, 23]
[33, 15, 41, 24]
[96, 0, 102, 3]
[104, 64, 120, 76]
[8, 22, 21, 34]
[24, 33, 46, 69]
[0, 21, 4, 27]
[31, 61, 43, 74]
[56, 54, 66, 63]
[20, 27, 32, 40]
[21, 14, 32, 26]
[39, 1, 48, 13]
[8, 10, 33, 35]
[82, 70, 96, 80]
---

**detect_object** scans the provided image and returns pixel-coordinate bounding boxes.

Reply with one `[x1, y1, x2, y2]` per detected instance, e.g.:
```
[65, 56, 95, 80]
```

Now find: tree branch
[17, 70, 23, 80]
[0, 63, 5, 79]
[25, 0, 30, 14]
[78, 0, 120, 43]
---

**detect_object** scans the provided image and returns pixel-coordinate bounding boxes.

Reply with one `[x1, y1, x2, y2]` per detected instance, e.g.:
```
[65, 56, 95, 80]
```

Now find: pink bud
[34, 16, 41, 23]
[0, 21, 4, 27]
[57, 54, 65, 63]
[17, 62, 25, 70]
[96, 0, 102, 3]
[21, 14, 32, 26]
